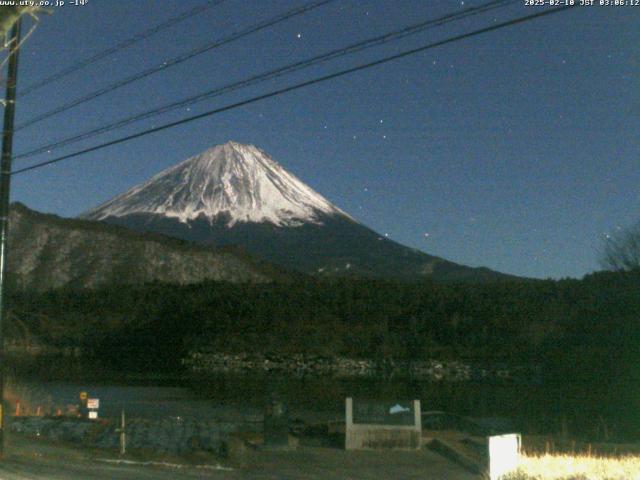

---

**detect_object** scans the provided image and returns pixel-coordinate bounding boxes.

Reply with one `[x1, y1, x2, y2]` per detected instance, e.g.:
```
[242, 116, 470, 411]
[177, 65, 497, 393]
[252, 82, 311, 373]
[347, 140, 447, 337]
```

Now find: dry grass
[504, 452, 640, 480]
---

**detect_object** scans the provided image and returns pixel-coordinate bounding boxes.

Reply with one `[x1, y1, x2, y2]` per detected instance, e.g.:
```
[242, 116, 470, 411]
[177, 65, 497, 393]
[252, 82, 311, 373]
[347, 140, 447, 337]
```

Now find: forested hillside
[8, 270, 640, 436]
[8, 271, 638, 370]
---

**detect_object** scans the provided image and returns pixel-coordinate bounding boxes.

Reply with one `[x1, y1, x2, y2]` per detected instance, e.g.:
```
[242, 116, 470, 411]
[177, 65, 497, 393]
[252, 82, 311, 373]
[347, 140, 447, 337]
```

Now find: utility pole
[0, 17, 22, 458]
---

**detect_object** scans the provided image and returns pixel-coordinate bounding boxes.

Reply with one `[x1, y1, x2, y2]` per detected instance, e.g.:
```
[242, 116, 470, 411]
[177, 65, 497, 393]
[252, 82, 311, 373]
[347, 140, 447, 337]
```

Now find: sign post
[86, 398, 99, 420]
[345, 398, 421, 450]
[119, 409, 126, 455]
[264, 391, 289, 448]
[487, 433, 521, 480]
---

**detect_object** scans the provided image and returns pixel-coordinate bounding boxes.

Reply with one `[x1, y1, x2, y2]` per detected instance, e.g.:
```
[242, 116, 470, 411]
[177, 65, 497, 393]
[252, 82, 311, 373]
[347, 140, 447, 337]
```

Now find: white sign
[345, 398, 422, 450]
[87, 398, 100, 410]
[389, 404, 411, 414]
[488, 433, 521, 480]
[88, 411, 98, 420]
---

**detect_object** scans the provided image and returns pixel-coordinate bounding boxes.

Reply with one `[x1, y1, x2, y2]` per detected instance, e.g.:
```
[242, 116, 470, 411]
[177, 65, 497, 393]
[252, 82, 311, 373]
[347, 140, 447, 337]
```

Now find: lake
[7, 354, 617, 439]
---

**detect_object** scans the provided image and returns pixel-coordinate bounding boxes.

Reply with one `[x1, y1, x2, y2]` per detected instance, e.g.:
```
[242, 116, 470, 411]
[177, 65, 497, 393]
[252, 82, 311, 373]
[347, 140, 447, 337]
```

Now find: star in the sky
[296, 33, 302, 39]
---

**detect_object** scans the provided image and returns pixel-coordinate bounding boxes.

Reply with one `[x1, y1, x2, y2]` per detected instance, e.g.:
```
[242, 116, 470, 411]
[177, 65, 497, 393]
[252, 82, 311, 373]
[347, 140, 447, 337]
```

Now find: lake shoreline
[183, 351, 543, 384]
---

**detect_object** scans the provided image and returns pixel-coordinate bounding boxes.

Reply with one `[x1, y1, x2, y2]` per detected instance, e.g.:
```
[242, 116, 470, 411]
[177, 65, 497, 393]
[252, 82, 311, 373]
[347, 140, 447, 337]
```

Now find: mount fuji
[82, 142, 506, 281]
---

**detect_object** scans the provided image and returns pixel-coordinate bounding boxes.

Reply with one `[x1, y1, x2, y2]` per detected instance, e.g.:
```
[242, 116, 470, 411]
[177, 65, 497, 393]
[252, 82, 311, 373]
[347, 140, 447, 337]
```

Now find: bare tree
[0, 6, 44, 101]
[0, 6, 37, 37]
[1, 6, 45, 50]
[600, 222, 640, 271]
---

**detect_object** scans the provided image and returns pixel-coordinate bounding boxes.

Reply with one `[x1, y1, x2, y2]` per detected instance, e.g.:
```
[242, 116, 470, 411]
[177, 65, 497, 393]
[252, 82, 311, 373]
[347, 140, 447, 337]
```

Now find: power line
[19, 0, 227, 96]
[12, 5, 576, 177]
[14, 0, 337, 131]
[15, 0, 518, 161]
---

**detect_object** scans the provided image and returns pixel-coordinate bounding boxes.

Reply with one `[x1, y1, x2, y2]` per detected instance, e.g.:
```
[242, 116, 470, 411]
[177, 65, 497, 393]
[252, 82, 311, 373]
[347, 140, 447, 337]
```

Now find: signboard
[488, 433, 521, 480]
[88, 411, 98, 420]
[79, 391, 87, 401]
[345, 398, 421, 450]
[352, 399, 415, 426]
[87, 398, 100, 410]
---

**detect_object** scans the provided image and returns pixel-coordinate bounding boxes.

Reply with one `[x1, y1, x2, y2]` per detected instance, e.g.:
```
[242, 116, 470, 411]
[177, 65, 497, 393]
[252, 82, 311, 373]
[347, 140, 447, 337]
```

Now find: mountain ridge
[82, 141, 514, 282]
[7, 202, 275, 292]
[82, 141, 350, 227]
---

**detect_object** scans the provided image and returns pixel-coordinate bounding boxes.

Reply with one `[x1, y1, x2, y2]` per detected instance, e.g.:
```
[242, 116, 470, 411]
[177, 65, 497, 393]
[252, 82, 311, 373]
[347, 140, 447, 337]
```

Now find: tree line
[6, 269, 640, 437]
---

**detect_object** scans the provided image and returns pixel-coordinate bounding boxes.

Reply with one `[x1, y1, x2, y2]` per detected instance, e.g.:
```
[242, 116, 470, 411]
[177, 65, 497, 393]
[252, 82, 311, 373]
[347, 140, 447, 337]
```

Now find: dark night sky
[7, 0, 639, 279]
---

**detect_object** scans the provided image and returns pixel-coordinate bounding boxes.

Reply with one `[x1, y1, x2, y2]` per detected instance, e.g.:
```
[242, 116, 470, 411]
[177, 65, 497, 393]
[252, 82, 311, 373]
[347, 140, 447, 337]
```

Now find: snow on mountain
[80, 141, 511, 281]
[82, 141, 350, 227]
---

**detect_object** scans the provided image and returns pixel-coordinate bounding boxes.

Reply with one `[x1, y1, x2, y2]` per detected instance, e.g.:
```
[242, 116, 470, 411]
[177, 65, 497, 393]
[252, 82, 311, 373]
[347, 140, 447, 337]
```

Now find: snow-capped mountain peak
[82, 141, 350, 227]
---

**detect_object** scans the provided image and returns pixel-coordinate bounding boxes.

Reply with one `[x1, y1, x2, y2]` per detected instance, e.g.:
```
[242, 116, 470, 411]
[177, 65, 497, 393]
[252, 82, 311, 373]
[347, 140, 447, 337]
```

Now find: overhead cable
[12, 5, 576, 176]
[14, 0, 337, 131]
[15, 0, 518, 160]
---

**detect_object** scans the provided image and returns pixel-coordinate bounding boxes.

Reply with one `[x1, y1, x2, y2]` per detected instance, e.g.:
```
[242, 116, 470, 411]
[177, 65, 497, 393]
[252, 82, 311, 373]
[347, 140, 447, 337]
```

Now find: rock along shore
[10, 415, 258, 456]
[183, 352, 540, 383]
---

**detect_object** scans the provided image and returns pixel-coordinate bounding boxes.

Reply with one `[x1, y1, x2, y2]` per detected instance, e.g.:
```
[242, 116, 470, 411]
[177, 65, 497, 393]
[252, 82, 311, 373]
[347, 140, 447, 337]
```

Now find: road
[0, 435, 480, 479]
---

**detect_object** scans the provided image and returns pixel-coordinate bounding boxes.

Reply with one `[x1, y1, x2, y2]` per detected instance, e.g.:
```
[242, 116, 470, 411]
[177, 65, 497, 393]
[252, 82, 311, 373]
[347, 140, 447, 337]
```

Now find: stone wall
[10, 416, 259, 455]
[182, 352, 539, 383]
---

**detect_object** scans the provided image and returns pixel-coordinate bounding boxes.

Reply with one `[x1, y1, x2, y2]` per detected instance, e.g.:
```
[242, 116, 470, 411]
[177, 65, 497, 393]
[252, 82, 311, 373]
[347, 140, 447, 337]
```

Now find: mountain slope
[82, 141, 510, 282]
[83, 142, 348, 227]
[7, 202, 270, 292]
